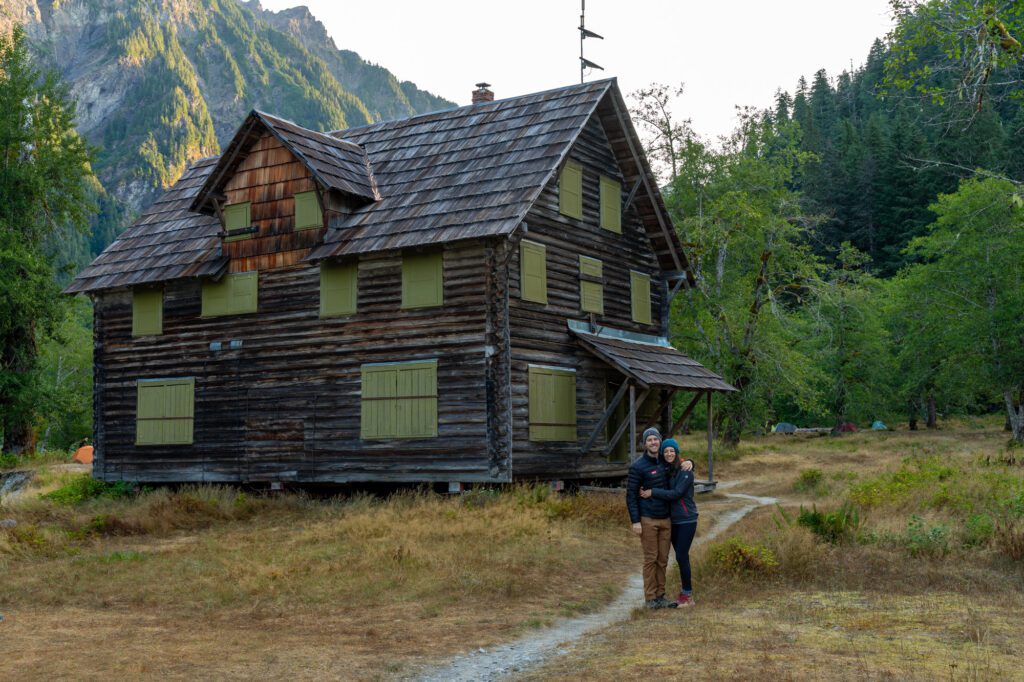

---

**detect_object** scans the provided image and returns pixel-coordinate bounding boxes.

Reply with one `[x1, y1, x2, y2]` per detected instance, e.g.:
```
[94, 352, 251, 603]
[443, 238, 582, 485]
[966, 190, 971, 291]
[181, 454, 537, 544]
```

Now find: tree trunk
[926, 394, 937, 429]
[1005, 390, 1024, 445]
[2, 421, 36, 456]
[907, 398, 919, 430]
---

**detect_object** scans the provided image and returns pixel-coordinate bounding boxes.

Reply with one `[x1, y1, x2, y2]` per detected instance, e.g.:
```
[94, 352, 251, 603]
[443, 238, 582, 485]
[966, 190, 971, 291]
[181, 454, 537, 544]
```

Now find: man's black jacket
[626, 453, 670, 523]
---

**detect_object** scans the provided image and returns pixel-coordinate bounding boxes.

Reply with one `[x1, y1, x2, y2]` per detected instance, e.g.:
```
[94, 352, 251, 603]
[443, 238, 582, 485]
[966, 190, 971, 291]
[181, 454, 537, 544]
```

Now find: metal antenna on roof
[579, 0, 604, 83]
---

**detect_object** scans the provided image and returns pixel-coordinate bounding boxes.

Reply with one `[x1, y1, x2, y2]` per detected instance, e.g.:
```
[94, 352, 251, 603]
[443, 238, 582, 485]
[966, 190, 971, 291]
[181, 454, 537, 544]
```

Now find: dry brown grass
[0, 483, 635, 680]
[519, 424, 1024, 681]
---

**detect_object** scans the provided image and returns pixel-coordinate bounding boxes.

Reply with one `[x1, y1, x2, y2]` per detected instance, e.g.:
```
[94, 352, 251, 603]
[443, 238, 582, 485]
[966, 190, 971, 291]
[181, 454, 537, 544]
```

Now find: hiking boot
[645, 598, 661, 609]
[654, 595, 677, 609]
[676, 592, 694, 607]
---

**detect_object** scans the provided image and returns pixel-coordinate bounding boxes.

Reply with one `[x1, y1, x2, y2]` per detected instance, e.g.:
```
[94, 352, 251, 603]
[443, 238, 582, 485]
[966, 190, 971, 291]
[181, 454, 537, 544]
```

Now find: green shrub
[905, 515, 950, 558]
[794, 469, 825, 495]
[848, 456, 957, 508]
[962, 514, 995, 547]
[705, 538, 778, 575]
[797, 503, 861, 544]
[41, 476, 135, 505]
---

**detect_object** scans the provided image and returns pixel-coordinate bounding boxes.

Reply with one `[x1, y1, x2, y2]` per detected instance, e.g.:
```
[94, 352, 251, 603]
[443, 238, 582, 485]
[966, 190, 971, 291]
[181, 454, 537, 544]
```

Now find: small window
[600, 176, 622, 233]
[630, 270, 652, 325]
[361, 360, 438, 439]
[202, 272, 258, 317]
[136, 378, 194, 445]
[294, 191, 322, 230]
[520, 240, 548, 304]
[528, 365, 577, 441]
[559, 159, 583, 219]
[320, 261, 357, 317]
[579, 256, 603, 315]
[402, 252, 443, 309]
[223, 202, 252, 242]
[132, 288, 163, 336]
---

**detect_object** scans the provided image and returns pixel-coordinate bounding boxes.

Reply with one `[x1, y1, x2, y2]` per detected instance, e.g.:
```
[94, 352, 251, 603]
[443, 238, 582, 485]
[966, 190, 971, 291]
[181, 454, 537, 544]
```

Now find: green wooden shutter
[320, 262, 357, 317]
[361, 365, 398, 439]
[132, 288, 163, 336]
[396, 361, 438, 438]
[201, 278, 231, 317]
[579, 256, 603, 314]
[230, 271, 258, 314]
[528, 366, 577, 441]
[202, 273, 258, 316]
[559, 159, 583, 219]
[294, 191, 322, 230]
[361, 361, 438, 439]
[631, 271, 652, 325]
[136, 378, 194, 445]
[402, 252, 443, 309]
[520, 240, 548, 304]
[224, 202, 252, 242]
[600, 176, 622, 233]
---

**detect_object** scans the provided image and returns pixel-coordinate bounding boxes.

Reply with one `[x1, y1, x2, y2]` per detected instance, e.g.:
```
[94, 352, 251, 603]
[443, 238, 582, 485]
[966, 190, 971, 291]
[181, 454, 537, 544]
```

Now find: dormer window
[294, 191, 322, 230]
[223, 202, 252, 242]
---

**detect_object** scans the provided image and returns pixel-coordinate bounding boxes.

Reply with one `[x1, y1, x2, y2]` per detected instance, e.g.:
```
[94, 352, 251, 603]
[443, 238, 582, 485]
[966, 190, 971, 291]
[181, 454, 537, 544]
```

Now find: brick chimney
[472, 82, 494, 104]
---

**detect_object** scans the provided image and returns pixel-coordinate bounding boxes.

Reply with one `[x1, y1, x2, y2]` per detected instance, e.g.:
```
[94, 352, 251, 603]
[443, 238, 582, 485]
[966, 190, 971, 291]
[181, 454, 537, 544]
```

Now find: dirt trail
[415, 488, 777, 682]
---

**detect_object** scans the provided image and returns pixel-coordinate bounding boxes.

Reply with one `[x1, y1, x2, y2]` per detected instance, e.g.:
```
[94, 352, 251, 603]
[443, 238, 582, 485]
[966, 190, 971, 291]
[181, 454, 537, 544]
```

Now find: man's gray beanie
[642, 427, 662, 442]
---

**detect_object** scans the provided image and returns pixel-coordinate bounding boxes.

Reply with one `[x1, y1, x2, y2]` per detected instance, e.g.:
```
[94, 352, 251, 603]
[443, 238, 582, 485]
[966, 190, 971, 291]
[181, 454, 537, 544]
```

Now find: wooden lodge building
[66, 79, 735, 485]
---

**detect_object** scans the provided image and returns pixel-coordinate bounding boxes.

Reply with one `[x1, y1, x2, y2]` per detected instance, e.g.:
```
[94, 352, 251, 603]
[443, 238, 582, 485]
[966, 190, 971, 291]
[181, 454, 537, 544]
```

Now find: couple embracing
[626, 427, 698, 609]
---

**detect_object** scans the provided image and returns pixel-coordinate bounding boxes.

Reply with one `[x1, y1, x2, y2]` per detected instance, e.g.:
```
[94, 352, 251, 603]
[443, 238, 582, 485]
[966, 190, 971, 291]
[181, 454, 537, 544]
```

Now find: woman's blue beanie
[660, 438, 681, 455]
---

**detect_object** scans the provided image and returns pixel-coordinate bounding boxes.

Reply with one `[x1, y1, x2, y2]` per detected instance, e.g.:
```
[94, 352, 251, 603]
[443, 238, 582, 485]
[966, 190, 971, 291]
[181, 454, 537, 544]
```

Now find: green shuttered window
[528, 366, 577, 441]
[402, 252, 443, 309]
[559, 159, 583, 219]
[294, 190, 322, 230]
[520, 240, 548, 304]
[202, 272, 258, 317]
[361, 360, 438, 439]
[579, 256, 604, 314]
[132, 288, 163, 336]
[320, 262, 357, 317]
[223, 202, 251, 242]
[600, 176, 622, 233]
[630, 270, 652, 325]
[136, 378, 194, 445]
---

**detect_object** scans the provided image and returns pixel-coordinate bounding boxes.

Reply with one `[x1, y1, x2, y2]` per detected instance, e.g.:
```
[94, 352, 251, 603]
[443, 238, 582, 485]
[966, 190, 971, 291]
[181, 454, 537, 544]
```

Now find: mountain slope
[0, 0, 454, 263]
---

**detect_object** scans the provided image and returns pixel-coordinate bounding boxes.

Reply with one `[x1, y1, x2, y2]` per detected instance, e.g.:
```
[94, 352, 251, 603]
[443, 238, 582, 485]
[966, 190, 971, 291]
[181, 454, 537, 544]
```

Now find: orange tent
[72, 445, 94, 465]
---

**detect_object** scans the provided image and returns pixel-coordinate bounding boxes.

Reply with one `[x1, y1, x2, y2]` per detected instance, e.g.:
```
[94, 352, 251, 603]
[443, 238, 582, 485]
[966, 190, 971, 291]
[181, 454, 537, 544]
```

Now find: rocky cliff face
[1, 0, 453, 258]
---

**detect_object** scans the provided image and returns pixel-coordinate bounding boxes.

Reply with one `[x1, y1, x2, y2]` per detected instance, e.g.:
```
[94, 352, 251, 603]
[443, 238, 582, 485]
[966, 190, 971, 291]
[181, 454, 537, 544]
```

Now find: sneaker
[676, 593, 694, 607]
[654, 595, 678, 609]
[645, 598, 661, 609]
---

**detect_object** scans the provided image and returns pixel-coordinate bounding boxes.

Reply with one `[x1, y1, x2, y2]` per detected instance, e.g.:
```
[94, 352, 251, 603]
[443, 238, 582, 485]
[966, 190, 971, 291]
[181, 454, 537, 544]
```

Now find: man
[626, 427, 676, 609]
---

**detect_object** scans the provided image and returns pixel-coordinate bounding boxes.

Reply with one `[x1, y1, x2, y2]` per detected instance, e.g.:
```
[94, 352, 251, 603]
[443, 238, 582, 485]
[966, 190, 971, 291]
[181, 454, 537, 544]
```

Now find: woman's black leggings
[671, 521, 697, 592]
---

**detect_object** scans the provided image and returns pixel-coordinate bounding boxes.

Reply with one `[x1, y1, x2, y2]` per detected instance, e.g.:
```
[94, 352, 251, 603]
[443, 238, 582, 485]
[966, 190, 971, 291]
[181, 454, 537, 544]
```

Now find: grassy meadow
[2, 422, 1023, 680]
[521, 422, 1024, 681]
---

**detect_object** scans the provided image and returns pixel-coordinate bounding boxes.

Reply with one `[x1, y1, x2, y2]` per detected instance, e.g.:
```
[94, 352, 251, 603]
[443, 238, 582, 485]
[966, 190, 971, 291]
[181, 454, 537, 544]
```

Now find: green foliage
[0, 26, 95, 452]
[904, 515, 950, 558]
[793, 468, 825, 494]
[796, 503, 862, 544]
[41, 476, 135, 505]
[962, 513, 995, 547]
[848, 456, 957, 508]
[705, 537, 779, 575]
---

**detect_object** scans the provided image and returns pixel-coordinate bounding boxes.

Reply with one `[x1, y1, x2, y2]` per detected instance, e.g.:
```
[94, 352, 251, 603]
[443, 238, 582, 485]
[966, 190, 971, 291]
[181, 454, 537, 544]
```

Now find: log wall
[508, 115, 666, 479]
[93, 241, 499, 483]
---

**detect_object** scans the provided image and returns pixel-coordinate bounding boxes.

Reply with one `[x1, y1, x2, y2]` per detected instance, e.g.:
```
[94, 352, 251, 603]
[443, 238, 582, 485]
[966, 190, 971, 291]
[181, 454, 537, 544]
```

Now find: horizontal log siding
[508, 116, 667, 479]
[224, 132, 326, 270]
[92, 242, 494, 483]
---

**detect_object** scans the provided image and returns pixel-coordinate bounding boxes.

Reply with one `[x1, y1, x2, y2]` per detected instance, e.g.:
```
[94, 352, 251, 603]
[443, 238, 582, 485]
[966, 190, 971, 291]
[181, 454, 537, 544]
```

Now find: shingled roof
[67, 79, 688, 294]
[64, 157, 226, 294]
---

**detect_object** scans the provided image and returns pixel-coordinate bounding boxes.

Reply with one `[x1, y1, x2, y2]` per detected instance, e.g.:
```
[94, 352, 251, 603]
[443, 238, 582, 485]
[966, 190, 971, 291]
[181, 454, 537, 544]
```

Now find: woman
[640, 437, 698, 607]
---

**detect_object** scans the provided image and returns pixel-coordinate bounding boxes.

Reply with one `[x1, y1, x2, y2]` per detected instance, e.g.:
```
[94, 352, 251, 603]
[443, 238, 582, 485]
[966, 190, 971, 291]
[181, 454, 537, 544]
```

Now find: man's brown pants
[640, 516, 672, 600]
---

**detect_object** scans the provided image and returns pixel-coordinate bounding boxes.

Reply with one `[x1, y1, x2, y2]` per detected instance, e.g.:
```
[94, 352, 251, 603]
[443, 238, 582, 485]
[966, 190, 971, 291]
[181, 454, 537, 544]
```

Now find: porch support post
[629, 384, 637, 460]
[707, 391, 714, 482]
[603, 388, 650, 457]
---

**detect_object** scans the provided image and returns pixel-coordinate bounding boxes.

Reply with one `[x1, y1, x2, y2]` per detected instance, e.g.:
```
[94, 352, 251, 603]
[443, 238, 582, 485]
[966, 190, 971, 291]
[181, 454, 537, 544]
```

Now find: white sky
[258, 0, 895, 142]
